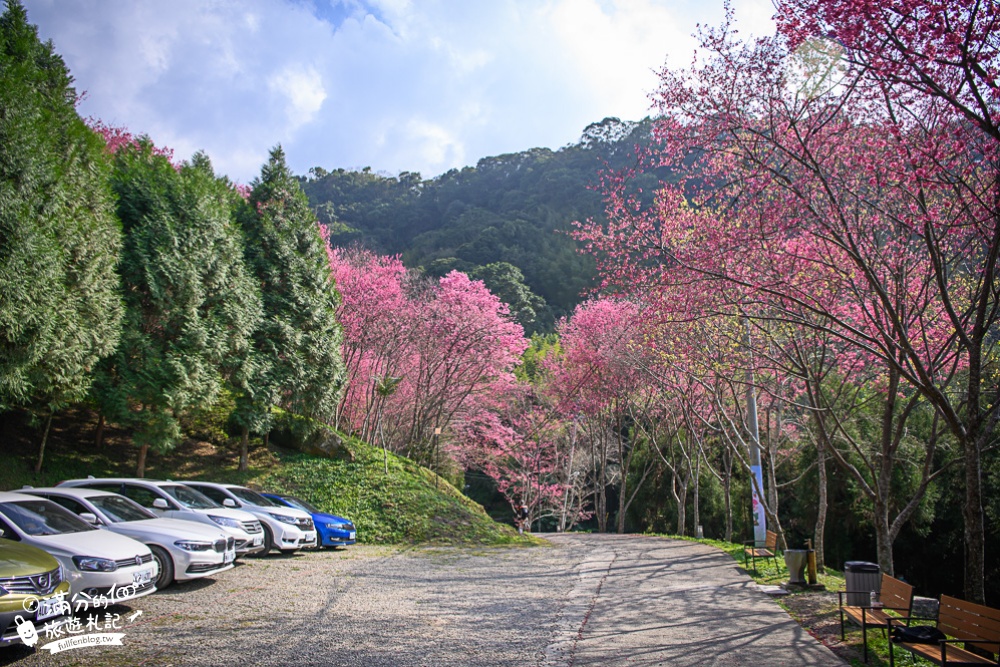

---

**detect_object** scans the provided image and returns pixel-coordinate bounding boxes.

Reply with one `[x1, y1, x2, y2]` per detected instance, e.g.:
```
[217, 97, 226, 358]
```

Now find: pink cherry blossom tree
[575, 5, 996, 597]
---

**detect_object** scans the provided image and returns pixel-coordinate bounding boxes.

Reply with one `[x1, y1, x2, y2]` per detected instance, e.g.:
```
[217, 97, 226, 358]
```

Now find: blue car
[261, 493, 356, 548]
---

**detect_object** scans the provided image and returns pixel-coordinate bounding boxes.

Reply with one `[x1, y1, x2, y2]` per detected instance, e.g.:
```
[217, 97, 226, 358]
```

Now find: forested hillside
[301, 118, 660, 332]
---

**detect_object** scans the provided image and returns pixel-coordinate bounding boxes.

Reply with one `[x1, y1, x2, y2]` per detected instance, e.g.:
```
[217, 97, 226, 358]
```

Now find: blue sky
[20, 0, 775, 184]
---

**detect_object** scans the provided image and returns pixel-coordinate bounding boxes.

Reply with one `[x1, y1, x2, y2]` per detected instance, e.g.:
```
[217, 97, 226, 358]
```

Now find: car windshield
[228, 488, 275, 507]
[160, 485, 219, 509]
[284, 496, 320, 514]
[0, 500, 97, 536]
[89, 495, 157, 523]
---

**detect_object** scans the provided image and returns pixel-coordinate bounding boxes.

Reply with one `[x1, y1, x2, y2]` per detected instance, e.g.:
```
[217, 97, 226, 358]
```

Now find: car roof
[186, 482, 254, 492]
[61, 478, 177, 487]
[0, 490, 54, 502]
[19, 486, 114, 500]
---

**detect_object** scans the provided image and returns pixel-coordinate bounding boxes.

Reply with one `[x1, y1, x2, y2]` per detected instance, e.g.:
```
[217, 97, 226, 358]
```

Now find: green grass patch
[0, 409, 540, 547]
[206, 446, 543, 546]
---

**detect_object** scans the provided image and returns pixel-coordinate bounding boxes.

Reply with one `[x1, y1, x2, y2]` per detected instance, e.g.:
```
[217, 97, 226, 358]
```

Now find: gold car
[0, 538, 72, 647]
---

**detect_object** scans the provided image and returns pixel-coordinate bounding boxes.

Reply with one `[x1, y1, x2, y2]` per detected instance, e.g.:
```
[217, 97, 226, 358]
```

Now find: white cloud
[543, 0, 694, 120]
[405, 119, 464, 168]
[21, 0, 774, 183]
[268, 66, 328, 131]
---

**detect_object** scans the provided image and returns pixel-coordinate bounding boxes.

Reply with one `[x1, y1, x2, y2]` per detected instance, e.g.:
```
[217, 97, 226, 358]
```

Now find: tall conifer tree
[96, 146, 261, 477]
[236, 147, 344, 464]
[0, 1, 123, 470]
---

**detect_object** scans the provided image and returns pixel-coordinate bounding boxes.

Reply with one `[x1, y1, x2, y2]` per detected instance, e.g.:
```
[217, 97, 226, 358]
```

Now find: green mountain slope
[301, 117, 661, 332]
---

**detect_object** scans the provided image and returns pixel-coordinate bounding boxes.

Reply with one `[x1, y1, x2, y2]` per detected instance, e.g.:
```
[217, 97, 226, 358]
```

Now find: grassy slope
[0, 408, 538, 547]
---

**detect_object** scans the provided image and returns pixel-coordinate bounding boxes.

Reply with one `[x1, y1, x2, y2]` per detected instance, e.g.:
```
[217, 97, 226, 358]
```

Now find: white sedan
[21, 487, 235, 590]
[0, 492, 157, 608]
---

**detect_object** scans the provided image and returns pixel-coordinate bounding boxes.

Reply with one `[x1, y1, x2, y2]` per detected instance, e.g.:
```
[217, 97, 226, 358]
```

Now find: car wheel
[254, 525, 273, 557]
[150, 545, 174, 590]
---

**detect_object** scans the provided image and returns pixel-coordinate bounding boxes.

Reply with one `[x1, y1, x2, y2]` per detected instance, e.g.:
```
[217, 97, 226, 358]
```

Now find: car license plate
[133, 568, 153, 585]
[36, 597, 63, 621]
[252, 536, 263, 547]
[349, 531, 356, 540]
[224, 550, 235, 564]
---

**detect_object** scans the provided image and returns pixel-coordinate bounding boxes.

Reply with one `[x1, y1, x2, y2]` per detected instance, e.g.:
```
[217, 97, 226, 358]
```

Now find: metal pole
[434, 427, 442, 488]
[744, 318, 767, 546]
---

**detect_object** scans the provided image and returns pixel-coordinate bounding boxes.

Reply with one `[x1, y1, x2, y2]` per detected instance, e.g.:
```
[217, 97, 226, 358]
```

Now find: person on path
[517, 504, 529, 534]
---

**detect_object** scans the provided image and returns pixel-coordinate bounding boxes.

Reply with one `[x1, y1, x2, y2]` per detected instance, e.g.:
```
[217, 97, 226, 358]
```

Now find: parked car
[57, 479, 265, 558]
[0, 539, 73, 647]
[261, 493, 356, 548]
[183, 483, 316, 555]
[0, 492, 157, 608]
[21, 487, 235, 590]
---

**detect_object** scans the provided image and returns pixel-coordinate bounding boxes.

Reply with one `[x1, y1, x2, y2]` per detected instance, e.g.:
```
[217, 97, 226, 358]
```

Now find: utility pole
[434, 426, 442, 489]
[744, 318, 767, 546]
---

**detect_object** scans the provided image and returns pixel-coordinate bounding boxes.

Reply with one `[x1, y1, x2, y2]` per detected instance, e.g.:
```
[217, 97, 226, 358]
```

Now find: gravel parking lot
[1, 534, 844, 667]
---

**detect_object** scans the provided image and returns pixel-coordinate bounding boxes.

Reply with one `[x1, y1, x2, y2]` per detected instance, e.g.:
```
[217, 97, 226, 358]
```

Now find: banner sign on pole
[751, 464, 767, 545]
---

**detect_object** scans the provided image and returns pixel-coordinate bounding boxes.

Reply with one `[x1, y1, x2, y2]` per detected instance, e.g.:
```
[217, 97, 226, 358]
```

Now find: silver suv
[58, 479, 265, 557]
[183, 483, 317, 554]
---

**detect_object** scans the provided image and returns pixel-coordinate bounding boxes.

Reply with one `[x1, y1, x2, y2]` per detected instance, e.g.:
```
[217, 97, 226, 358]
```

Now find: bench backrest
[765, 530, 777, 550]
[938, 595, 1000, 654]
[880, 574, 914, 612]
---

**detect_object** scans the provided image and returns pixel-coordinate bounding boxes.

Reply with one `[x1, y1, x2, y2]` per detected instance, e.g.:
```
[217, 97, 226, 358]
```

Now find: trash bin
[844, 561, 881, 606]
[784, 550, 808, 584]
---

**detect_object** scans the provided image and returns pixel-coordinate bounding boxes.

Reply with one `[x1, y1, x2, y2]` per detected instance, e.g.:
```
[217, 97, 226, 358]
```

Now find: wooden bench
[839, 573, 914, 663]
[742, 529, 780, 575]
[888, 595, 1000, 666]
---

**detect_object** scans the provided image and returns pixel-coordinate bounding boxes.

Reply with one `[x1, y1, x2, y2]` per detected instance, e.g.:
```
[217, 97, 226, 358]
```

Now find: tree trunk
[693, 454, 701, 537]
[766, 444, 779, 526]
[559, 424, 577, 532]
[34, 411, 53, 474]
[616, 424, 627, 534]
[238, 426, 249, 471]
[814, 436, 828, 572]
[875, 500, 894, 577]
[136, 443, 149, 478]
[593, 430, 609, 533]
[723, 447, 733, 543]
[962, 429, 985, 603]
[95, 413, 105, 448]
[673, 472, 688, 536]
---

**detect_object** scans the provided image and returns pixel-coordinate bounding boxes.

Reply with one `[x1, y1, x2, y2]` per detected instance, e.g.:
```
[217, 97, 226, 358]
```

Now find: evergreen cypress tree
[0, 1, 123, 469]
[97, 145, 261, 476]
[237, 146, 344, 463]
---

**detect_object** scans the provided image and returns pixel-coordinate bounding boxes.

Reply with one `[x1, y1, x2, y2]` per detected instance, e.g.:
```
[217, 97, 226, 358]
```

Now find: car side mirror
[79, 513, 99, 525]
[223, 498, 237, 508]
[152, 498, 170, 510]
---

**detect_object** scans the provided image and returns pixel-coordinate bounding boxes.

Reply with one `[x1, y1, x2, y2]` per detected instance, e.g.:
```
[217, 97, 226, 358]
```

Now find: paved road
[3, 534, 844, 667]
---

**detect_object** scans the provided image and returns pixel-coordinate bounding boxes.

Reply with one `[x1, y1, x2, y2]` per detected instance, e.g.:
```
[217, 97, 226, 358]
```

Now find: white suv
[58, 479, 265, 557]
[22, 487, 236, 590]
[184, 483, 317, 554]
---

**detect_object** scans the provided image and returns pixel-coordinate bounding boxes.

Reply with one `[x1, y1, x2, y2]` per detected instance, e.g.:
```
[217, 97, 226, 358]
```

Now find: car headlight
[174, 540, 214, 552]
[207, 515, 243, 529]
[325, 522, 349, 530]
[57, 564, 67, 584]
[267, 513, 298, 525]
[72, 556, 118, 572]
